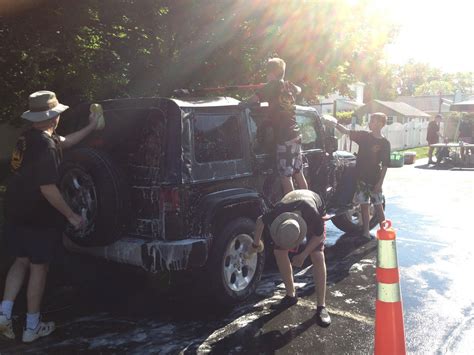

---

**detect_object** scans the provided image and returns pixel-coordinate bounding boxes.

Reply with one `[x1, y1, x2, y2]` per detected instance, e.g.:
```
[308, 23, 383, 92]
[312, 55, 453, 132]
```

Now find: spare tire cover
[59, 148, 129, 246]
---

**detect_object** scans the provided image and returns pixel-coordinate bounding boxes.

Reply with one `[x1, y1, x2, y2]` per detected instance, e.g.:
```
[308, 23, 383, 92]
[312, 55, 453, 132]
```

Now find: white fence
[337, 121, 444, 152]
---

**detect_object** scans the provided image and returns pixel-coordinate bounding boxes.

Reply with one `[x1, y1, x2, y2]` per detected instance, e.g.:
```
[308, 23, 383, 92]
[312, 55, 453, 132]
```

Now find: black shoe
[270, 295, 298, 310]
[315, 306, 331, 327]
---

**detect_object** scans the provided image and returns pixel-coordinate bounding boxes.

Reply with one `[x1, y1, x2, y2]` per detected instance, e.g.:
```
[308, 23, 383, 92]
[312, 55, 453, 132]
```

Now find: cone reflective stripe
[375, 220, 406, 355]
[377, 283, 401, 303]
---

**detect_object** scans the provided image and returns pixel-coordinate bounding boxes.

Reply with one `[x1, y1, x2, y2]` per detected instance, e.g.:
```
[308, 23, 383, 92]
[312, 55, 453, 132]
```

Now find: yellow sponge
[90, 103, 105, 130]
[243, 240, 264, 259]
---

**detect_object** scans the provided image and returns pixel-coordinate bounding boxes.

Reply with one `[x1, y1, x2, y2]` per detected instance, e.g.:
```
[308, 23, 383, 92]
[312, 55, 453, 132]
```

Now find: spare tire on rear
[59, 148, 129, 246]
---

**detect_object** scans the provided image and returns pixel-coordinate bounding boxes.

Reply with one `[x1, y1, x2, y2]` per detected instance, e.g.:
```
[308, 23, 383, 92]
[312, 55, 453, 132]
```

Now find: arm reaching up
[60, 113, 98, 149]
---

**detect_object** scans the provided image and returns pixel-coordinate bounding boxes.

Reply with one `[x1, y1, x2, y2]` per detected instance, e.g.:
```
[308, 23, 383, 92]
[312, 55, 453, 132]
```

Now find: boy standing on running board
[239, 58, 308, 194]
[326, 112, 390, 239]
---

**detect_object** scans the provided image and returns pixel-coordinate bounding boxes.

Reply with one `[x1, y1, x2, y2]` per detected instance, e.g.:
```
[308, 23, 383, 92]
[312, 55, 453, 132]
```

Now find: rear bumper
[63, 235, 210, 272]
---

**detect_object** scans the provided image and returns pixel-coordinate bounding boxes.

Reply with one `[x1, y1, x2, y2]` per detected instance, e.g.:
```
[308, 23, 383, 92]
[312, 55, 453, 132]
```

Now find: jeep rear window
[193, 114, 243, 163]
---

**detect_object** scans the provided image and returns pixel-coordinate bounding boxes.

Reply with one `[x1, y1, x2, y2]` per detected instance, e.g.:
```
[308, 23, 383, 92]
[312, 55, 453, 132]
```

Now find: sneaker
[315, 306, 331, 327]
[22, 321, 55, 343]
[270, 295, 298, 310]
[0, 313, 15, 339]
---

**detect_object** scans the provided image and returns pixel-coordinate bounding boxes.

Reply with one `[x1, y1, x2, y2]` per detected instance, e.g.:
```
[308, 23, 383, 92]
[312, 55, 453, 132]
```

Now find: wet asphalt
[0, 158, 473, 354]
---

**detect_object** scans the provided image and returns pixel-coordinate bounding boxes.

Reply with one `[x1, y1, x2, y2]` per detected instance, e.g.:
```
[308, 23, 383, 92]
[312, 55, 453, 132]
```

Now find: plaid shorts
[353, 181, 384, 205]
[276, 136, 303, 177]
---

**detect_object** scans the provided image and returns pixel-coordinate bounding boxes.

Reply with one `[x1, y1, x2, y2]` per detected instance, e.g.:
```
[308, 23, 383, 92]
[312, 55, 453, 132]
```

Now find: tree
[394, 60, 473, 96]
[0, 0, 397, 123]
[414, 80, 454, 96]
[394, 60, 443, 96]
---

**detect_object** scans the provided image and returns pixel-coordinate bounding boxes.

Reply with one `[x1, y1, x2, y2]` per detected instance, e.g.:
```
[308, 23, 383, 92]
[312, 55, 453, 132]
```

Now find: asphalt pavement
[0, 157, 473, 354]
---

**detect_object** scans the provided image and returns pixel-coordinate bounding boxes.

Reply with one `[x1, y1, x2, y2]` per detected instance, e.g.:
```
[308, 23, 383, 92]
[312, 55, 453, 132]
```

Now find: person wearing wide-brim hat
[0, 91, 99, 342]
[251, 189, 331, 327]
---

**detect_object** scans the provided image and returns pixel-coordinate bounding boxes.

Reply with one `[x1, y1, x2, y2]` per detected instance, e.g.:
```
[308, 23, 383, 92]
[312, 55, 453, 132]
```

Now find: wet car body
[57, 96, 373, 304]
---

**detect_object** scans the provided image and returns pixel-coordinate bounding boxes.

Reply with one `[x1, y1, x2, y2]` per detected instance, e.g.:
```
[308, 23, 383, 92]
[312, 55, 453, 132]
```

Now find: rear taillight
[160, 187, 180, 211]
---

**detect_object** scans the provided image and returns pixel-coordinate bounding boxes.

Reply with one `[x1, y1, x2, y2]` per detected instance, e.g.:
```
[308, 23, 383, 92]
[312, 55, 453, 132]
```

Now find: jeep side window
[247, 110, 274, 155]
[193, 114, 243, 163]
[296, 114, 319, 149]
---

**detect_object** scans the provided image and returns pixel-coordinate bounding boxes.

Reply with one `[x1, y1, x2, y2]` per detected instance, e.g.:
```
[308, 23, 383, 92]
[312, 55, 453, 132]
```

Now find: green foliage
[0, 0, 397, 123]
[446, 111, 474, 122]
[414, 80, 454, 96]
[395, 60, 473, 96]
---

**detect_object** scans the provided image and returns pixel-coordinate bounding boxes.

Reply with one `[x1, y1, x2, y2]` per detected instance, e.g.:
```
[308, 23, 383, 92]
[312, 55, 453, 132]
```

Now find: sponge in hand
[90, 103, 105, 130]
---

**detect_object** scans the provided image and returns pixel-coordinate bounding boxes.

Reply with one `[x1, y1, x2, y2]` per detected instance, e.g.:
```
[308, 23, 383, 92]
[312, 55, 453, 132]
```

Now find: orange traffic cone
[374, 220, 406, 355]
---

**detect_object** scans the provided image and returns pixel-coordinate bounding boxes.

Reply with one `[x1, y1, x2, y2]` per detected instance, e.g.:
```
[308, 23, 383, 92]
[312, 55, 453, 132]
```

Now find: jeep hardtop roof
[95, 96, 318, 113]
[171, 96, 241, 108]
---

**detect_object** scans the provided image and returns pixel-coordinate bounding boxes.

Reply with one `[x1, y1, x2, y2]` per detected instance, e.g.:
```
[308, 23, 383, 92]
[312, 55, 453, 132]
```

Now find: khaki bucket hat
[270, 211, 307, 250]
[21, 91, 69, 122]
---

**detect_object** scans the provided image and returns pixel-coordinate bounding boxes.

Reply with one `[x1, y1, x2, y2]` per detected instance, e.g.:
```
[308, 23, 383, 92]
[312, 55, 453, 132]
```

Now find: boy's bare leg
[360, 203, 370, 238]
[428, 146, 435, 163]
[310, 250, 327, 307]
[3, 257, 30, 302]
[280, 176, 294, 195]
[273, 249, 295, 297]
[375, 204, 386, 227]
[27, 264, 49, 314]
[291, 234, 324, 268]
[294, 170, 308, 190]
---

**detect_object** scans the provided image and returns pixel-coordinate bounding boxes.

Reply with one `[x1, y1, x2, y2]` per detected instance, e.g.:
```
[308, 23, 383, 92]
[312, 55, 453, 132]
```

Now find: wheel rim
[222, 233, 258, 292]
[60, 167, 97, 238]
[343, 204, 375, 226]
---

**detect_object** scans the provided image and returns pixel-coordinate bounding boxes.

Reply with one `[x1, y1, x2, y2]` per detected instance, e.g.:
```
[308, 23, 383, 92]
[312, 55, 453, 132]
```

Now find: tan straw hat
[21, 91, 69, 122]
[270, 212, 307, 250]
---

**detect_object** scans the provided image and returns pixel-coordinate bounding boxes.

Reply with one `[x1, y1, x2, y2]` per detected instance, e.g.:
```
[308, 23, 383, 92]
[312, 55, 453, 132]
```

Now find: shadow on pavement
[200, 233, 375, 354]
[204, 307, 317, 354]
[415, 163, 474, 171]
[325, 233, 376, 284]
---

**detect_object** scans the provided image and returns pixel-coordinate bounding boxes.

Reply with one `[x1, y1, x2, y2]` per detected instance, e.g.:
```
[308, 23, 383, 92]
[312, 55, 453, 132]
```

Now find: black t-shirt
[350, 131, 391, 186]
[459, 120, 473, 138]
[4, 129, 64, 228]
[256, 80, 300, 144]
[262, 190, 324, 237]
[426, 121, 440, 143]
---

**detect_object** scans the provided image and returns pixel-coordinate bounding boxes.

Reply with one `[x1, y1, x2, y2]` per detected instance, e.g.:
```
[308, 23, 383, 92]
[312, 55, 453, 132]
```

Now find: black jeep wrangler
[57, 96, 382, 305]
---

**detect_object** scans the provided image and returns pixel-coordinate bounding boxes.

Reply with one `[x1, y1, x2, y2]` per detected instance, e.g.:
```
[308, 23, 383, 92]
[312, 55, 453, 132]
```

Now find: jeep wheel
[59, 148, 129, 246]
[209, 218, 265, 305]
[331, 201, 384, 233]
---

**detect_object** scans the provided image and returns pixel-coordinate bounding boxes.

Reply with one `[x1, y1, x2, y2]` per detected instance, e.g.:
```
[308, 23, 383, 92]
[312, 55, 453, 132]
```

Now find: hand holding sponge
[90, 103, 105, 130]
